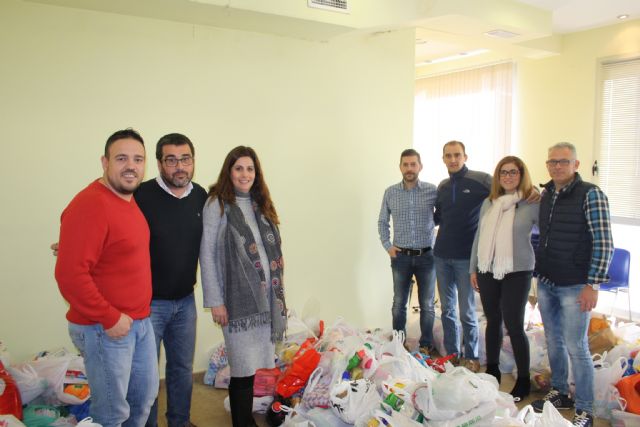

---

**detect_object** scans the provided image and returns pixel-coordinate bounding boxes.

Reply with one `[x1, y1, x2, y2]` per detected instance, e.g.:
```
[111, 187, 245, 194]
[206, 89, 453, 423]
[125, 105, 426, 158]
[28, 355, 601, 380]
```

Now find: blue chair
[600, 248, 632, 321]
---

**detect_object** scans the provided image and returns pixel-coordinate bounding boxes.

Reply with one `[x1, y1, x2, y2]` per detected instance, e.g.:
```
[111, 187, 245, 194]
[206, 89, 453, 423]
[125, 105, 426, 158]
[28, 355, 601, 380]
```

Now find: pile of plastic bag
[0, 343, 95, 427]
[206, 316, 524, 426]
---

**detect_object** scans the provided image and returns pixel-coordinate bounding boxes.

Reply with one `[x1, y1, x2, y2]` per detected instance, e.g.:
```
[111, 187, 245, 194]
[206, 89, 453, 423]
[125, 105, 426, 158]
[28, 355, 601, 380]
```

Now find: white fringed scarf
[477, 192, 521, 280]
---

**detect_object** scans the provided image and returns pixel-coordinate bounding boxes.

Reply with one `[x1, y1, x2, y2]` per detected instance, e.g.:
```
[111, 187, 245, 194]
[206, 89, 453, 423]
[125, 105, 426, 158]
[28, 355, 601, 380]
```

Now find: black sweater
[135, 179, 208, 300]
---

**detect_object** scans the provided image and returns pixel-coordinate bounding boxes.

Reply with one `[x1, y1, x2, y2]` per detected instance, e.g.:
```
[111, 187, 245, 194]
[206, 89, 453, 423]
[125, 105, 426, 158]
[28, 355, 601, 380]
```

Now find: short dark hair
[105, 128, 144, 157]
[155, 133, 195, 160]
[443, 140, 466, 155]
[400, 148, 421, 164]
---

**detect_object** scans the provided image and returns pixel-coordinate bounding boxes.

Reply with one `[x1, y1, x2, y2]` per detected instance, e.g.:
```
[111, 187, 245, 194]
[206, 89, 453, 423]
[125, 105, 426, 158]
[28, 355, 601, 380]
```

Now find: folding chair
[600, 248, 632, 321]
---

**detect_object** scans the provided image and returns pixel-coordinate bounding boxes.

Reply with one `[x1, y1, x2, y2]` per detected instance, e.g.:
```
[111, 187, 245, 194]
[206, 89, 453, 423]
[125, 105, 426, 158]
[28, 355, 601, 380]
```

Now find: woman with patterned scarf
[200, 146, 287, 427]
[469, 155, 539, 402]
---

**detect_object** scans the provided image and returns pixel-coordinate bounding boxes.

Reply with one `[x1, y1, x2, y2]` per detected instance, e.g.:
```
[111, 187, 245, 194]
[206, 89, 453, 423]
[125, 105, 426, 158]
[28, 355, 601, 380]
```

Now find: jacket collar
[450, 165, 468, 180]
[543, 172, 583, 194]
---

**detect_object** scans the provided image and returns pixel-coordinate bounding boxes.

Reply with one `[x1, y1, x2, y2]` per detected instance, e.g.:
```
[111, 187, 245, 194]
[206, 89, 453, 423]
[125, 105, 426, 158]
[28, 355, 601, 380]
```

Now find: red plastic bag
[253, 367, 281, 397]
[0, 360, 23, 420]
[275, 340, 321, 398]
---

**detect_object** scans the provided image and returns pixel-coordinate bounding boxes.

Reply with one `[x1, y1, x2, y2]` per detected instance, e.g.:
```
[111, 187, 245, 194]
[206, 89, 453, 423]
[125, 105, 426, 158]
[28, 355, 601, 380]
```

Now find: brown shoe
[463, 359, 480, 373]
[419, 346, 437, 357]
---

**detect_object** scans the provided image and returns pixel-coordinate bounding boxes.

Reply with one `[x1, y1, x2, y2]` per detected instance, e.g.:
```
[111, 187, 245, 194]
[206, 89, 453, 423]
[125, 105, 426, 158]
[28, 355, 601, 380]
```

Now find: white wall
[0, 0, 415, 371]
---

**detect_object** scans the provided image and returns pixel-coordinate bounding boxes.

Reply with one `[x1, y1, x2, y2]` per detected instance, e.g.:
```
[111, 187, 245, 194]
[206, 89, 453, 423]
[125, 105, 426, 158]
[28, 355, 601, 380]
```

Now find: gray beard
[162, 173, 191, 189]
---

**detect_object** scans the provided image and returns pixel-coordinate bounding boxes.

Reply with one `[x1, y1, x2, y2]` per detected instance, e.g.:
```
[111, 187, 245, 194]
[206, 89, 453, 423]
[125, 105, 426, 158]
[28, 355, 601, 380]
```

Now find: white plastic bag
[0, 415, 26, 427]
[413, 381, 460, 421]
[75, 418, 103, 427]
[7, 364, 47, 404]
[25, 351, 89, 405]
[517, 402, 572, 427]
[610, 408, 640, 427]
[329, 379, 380, 424]
[360, 408, 423, 427]
[289, 406, 352, 427]
[432, 367, 498, 412]
[222, 395, 273, 414]
[427, 400, 497, 427]
[593, 354, 628, 419]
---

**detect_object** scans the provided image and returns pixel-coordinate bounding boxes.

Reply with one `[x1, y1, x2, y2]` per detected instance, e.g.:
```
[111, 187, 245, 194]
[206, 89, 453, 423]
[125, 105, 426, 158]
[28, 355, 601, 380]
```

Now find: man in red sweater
[55, 129, 159, 427]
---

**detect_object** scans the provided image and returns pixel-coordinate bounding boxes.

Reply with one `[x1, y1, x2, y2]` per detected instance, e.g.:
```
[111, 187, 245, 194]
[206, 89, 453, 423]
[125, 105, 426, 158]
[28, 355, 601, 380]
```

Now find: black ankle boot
[229, 376, 255, 427]
[510, 376, 531, 402]
[485, 363, 501, 384]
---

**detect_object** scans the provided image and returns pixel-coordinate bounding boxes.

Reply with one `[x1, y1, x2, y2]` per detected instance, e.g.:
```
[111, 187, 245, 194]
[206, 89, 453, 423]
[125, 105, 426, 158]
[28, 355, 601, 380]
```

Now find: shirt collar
[155, 176, 193, 199]
[401, 180, 423, 190]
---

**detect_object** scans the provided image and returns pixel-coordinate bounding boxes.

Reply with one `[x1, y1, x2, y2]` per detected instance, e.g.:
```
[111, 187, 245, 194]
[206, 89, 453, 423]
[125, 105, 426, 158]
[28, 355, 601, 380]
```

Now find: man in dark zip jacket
[433, 140, 492, 372]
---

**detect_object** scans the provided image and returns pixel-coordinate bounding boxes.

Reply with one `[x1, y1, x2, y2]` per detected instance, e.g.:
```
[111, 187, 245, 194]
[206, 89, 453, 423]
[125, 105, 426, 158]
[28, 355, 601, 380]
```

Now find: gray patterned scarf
[223, 201, 287, 343]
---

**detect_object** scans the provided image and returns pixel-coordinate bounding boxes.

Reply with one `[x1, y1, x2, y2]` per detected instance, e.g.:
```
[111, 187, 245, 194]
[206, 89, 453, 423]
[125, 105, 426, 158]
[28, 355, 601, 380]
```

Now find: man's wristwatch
[588, 283, 600, 291]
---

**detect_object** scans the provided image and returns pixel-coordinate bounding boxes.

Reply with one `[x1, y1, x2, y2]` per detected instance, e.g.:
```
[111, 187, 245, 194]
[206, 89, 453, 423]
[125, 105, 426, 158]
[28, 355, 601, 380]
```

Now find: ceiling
[24, 0, 640, 66]
[414, 0, 640, 66]
[516, 0, 640, 34]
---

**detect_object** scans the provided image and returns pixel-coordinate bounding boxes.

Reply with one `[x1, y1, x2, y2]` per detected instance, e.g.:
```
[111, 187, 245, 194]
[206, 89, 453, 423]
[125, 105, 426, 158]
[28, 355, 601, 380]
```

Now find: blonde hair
[489, 156, 533, 200]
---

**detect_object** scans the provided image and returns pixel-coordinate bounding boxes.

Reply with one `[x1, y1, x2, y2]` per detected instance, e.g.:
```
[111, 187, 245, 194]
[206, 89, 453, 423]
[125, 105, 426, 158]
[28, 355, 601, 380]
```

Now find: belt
[397, 247, 431, 256]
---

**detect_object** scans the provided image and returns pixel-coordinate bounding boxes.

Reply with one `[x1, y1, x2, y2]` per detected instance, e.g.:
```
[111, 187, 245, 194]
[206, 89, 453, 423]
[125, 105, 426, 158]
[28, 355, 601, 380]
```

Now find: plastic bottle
[346, 353, 361, 371]
[383, 392, 404, 411]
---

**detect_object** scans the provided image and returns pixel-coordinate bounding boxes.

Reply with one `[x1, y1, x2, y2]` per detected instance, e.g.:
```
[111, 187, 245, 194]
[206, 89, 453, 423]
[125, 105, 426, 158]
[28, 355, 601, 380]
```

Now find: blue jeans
[68, 318, 159, 427]
[435, 257, 479, 359]
[537, 281, 594, 413]
[146, 294, 197, 427]
[391, 251, 436, 348]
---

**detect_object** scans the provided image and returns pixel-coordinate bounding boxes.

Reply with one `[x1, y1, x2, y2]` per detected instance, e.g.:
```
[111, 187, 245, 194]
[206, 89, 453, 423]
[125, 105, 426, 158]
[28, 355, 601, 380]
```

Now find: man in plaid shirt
[532, 142, 614, 427]
[378, 148, 438, 355]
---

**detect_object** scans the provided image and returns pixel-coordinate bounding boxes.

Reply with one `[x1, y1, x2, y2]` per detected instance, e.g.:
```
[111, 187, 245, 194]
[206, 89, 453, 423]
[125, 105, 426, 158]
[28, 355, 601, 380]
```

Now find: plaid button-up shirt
[378, 180, 437, 252]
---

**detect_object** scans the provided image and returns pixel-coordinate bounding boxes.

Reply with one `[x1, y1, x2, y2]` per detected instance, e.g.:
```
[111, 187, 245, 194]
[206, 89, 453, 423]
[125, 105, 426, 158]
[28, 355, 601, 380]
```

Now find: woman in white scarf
[469, 156, 539, 402]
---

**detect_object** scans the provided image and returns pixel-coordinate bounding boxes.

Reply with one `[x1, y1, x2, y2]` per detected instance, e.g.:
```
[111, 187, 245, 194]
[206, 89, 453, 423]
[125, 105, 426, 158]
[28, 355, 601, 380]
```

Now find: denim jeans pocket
[68, 324, 86, 356]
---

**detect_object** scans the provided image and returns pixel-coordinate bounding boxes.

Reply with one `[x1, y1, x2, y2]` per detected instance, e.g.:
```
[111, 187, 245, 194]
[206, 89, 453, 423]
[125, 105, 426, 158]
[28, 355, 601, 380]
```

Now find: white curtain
[414, 62, 515, 184]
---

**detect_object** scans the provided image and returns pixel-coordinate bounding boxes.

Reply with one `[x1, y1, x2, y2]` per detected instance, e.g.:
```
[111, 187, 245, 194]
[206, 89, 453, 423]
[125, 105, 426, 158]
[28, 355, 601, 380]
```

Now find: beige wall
[0, 0, 415, 371]
[517, 19, 640, 184]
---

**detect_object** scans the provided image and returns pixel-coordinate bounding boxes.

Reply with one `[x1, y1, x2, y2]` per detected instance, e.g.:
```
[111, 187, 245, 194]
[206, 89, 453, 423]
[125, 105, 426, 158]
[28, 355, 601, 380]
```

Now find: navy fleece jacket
[434, 165, 492, 259]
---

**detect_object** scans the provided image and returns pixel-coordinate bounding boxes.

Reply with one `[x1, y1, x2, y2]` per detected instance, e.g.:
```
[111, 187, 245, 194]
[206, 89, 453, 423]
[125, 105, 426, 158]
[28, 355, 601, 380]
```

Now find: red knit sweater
[55, 180, 151, 329]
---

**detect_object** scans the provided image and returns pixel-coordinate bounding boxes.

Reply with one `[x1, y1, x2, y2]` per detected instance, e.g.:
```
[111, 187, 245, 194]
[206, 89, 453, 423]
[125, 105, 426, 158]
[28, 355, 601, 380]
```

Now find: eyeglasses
[499, 169, 520, 177]
[546, 159, 572, 167]
[163, 156, 193, 167]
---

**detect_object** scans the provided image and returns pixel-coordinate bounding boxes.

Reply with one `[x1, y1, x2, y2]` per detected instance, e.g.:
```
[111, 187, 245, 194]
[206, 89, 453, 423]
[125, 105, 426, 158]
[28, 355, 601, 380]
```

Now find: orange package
[64, 383, 90, 400]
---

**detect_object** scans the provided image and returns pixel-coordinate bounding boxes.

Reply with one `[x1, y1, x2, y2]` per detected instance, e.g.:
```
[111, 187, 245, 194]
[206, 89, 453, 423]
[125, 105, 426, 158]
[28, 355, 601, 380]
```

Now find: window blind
[597, 58, 640, 223]
[414, 62, 514, 184]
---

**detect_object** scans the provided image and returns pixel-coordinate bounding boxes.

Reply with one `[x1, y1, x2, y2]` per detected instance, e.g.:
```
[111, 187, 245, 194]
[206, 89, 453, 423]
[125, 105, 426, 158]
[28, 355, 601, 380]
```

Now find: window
[413, 62, 515, 183]
[596, 57, 640, 224]
[595, 56, 640, 320]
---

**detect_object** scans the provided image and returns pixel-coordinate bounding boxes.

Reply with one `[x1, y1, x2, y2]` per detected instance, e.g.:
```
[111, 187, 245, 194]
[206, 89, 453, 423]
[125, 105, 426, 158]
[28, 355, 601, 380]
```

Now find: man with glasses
[531, 142, 613, 427]
[135, 133, 208, 427]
